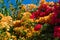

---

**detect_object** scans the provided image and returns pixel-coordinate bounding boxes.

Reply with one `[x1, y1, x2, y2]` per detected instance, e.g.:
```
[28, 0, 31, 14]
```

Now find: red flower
[59, 0, 60, 4]
[34, 24, 42, 31]
[49, 13, 56, 24]
[30, 4, 53, 19]
[49, 4, 60, 25]
[54, 26, 60, 38]
[30, 13, 35, 19]
[45, 7, 53, 14]
[30, 10, 40, 19]
[55, 19, 60, 23]
[38, 4, 53, 17]
[49, 13, 60, 25]
[54, 4, 60, 12]
[38, 4, 48, 11]
[34, 10, 40, 18]
[39, 12, 45, 17]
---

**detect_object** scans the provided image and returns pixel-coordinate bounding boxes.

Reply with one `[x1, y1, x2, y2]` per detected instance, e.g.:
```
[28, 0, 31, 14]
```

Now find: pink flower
[34, 24, 42, 31]
[54, 26, 60, 38]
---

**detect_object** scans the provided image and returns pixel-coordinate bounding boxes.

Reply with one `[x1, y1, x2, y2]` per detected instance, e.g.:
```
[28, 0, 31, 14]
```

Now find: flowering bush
[0, 0, 60, 40]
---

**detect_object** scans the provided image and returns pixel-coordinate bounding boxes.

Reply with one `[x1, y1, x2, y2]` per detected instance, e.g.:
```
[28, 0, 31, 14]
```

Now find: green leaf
[0, 30, 3, 34]
[0, 28, 6, 34]
[54, 37, 59, 40]
[18, 38, 23, 40]
[26, 37, 31, 40]
[9, 27, 14, 35]
[0, 16, 2, 20]
[21, 30, 26, 36]
[42, 23, 49, 30]
[8, 38, 14, 40]
[33, 33, 38, 37]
